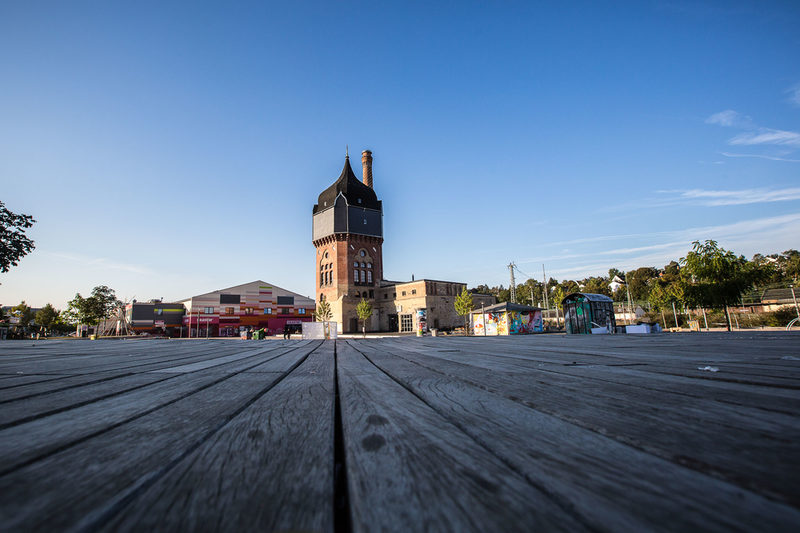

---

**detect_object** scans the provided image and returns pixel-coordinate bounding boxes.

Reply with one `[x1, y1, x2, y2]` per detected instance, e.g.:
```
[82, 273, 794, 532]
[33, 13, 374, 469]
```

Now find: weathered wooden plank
[336, 341, 589, 532]
[0, 342, 320, 531]
[97, 341, 335, 533]
[352, 340, 800, 531]
[0, 345, 306, 474]
[404, 339, 800, 412]
[0, 373, 174, 428]
[374, 340, 800, 506]
[0, 340, 245, 375]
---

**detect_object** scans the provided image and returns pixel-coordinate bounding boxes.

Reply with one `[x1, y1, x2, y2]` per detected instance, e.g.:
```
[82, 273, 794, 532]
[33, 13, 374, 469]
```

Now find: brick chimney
[361, 150, 373, 188]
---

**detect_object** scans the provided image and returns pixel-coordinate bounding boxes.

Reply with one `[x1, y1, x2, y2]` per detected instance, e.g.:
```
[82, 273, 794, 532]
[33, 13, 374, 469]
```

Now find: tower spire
[346, 144, 349, 159]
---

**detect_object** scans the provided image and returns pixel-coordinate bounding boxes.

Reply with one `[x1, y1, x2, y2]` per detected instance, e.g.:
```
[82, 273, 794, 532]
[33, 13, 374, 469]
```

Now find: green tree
[626, 267, 659, 301]
[582, 276, 611, 297]
[356, 298, 373, 338]
[551, 285, 567, 328]
[11, 301, 34, 330]
[0, 202, 36, 277]
[35, 303, 60, 336]
[66, 285, 122, 333]
[315, 296, 333, 322]
[454, 287, 474, 335]
[648, 281, 684, 328]
[680, 240, 767, 331]
[782, 249, 800, 282]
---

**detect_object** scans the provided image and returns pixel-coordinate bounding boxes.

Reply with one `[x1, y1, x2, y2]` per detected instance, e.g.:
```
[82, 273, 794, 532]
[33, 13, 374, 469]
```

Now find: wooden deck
[1, 332, 799, 532]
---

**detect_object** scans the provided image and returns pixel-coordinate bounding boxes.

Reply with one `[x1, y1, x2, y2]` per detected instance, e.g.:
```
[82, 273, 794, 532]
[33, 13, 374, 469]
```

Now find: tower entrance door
[388, 314, 398, 332]
[349, 317, 359, 333]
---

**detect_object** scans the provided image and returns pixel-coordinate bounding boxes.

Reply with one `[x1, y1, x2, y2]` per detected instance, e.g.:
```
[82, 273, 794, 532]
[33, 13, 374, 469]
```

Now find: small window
[245, 307, 253, 315]
[353, 261, 359, 267]
[225, 307, 234, 314]
[360, 262, 366, 268]
[357, 198, 362, 204]
[204, 307, 214, 314]
[367, 271, 372, 283]
[324, 251, 329, 259]
[298, 308, 306, 314]
[264, 308, 271, 315]
[367, 263, 372, 268]
[363, 218, 367, 224]
[360, 250, 366, 257]
[354, 269, 358, 282]
[384, 294, 388, 299]
[393, 292, 396, 298]
[412, 289, 417, 295]
[402, 291, 406, 296]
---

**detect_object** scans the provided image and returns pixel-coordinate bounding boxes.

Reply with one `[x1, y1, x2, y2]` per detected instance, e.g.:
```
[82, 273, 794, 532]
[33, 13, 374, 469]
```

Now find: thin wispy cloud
[705, 109, 748, 127]
[662, 187, 800, 206]
[787, 83, 800, 107]
[45, 252, 154, 275]
[706, 109, 800, 148]
[729, 128, 800, 147]
[721, 152, 800, 163]
[517, 212, 800, 278]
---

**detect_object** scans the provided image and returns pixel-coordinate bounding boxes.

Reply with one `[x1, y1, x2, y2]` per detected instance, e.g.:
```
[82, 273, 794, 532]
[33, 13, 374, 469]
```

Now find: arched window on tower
[354, 269, 358, 283]
[367, 270, 372, 283]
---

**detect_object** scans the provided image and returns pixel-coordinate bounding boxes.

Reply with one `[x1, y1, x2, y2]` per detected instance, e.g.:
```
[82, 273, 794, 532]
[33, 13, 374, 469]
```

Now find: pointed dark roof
[313, 156, 381, 214]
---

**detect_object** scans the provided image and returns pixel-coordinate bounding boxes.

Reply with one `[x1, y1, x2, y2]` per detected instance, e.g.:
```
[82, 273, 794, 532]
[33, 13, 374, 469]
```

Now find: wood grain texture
[0, 340, 321, 531]
[0, 333, 798, 533]
[369, 336, 800, 507]
[352, 340, 800, 532]
[98, 341, 335, 533]
[337, 341, 589, 533]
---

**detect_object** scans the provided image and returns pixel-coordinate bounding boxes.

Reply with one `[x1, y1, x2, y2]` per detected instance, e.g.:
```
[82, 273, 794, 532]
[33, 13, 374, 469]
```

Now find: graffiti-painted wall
[473, 310, 543, 335]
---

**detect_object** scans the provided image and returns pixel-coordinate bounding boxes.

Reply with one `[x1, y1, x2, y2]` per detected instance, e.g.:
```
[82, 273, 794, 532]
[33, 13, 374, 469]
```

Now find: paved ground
[1, 332, 799, 532]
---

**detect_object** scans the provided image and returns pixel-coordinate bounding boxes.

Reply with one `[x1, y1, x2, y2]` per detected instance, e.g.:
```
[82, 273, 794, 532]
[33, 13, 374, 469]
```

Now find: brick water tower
[312, 150, 383, 333]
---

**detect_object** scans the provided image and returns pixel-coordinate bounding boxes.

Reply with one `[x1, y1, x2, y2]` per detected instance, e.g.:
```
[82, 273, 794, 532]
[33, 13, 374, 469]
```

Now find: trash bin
[431, 329, 438, 337]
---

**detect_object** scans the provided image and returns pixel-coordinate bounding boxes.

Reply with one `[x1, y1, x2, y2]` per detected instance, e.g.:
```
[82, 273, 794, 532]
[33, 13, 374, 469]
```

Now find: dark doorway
[349, 317, 358, 333]
[388, 314, 398, 332]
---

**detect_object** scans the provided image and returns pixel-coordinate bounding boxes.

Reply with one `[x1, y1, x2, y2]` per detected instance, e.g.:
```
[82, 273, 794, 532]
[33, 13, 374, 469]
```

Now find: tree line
[473, 242, 800, 331]
[1, 286, 122, 338]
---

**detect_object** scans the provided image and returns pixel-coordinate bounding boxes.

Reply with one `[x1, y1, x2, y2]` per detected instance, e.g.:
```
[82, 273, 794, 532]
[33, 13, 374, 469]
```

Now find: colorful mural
[486, 312, 499, 335]
[507, 310, 543, 334]
[473, 313, 485, 335]
[473, 308, 543, 335]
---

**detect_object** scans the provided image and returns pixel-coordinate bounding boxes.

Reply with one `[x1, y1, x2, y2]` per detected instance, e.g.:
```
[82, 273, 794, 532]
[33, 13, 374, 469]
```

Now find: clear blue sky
[2, 0, 799, 308]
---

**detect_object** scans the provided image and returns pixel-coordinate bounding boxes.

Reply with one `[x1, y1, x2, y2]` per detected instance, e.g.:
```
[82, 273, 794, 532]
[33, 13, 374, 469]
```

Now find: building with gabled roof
[177, 280, 314, 337]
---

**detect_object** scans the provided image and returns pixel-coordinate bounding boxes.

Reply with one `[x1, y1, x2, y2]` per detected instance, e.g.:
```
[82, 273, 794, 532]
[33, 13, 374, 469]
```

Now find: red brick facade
[315, 233, 383, 304]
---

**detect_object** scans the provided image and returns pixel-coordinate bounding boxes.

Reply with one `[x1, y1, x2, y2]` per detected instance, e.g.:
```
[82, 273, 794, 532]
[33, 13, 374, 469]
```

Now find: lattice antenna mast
[508, 262, 517, 303]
